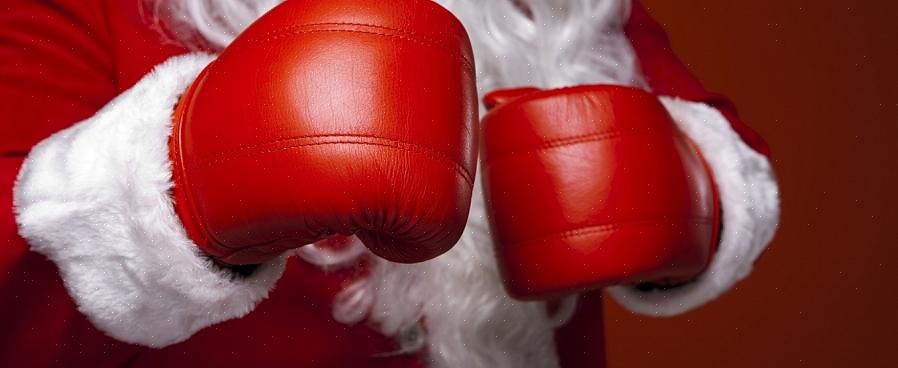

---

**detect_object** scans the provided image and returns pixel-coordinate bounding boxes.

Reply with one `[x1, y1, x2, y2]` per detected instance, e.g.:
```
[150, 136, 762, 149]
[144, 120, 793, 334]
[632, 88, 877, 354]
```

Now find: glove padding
[170, 0, 478, 265]
[481, 85, 720, 299]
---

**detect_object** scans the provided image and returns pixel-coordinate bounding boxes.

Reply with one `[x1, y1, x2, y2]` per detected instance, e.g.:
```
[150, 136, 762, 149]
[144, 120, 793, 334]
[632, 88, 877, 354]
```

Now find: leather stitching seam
[510, 218, 714, 249]
[485, 128, 662, 162]
[192, 134, 474, 186]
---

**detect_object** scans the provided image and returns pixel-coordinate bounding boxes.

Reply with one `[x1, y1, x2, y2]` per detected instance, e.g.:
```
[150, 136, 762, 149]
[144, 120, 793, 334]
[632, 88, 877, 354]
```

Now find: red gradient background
[604, 1, 898, 367]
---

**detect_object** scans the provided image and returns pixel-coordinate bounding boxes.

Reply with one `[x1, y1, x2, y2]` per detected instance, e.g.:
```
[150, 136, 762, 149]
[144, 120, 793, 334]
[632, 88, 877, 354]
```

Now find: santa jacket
[0, 1, 778, 367]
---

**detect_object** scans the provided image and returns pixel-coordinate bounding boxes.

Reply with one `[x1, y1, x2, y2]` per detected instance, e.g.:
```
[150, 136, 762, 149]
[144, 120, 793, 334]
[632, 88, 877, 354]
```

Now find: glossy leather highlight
[170, 0, 478, 265]
[481, 85, 720, 299]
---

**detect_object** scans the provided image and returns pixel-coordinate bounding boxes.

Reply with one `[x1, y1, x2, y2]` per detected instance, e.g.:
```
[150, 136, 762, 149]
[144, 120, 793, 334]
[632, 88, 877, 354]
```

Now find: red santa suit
[0, 0, 779, 367]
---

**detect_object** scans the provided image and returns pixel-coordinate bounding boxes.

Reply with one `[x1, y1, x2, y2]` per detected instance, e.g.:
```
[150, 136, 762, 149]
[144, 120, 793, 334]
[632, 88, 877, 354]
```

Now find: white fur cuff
[13, 53, 289, 348]
[608, 97, 780, 316]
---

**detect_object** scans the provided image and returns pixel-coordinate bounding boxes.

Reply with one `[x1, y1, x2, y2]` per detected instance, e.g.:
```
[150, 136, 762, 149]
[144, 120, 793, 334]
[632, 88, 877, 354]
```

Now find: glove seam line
[507, 217, 714, 248]
[191, 134, 475, 186]
[484, 128, 665, 163]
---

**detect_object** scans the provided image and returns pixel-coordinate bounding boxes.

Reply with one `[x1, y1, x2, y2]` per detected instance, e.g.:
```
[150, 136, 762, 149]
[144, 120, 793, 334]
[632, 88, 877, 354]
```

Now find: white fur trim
[12, 53, 289, 348]
[607, 97, 780, 316]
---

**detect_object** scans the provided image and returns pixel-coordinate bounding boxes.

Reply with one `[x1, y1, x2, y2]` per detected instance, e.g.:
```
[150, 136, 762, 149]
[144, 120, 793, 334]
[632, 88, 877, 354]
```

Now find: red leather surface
[481, 85, 720, 299]
[0, 0, 761, 366]
[169, 0, 478, 265]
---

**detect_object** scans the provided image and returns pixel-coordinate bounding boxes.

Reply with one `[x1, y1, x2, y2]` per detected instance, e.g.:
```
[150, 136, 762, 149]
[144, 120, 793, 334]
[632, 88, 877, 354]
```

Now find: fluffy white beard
[148, 1, 643, 366]
[303, 188, 576, 367]
[438, 0, 645, 92]
[143, 0, 282, 48]
[148, 0, 643, 90]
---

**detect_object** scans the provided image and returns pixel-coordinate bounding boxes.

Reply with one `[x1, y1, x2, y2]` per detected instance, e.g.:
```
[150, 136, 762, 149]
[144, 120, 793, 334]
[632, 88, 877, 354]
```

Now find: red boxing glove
[480, 85, 720, 299]
[170, 0, 478, 265]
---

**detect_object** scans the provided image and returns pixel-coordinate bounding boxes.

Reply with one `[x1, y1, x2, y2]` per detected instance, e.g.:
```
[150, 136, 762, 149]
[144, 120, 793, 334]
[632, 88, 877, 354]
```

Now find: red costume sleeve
[606, 1, 779, 318]
[626, 1, 771, 157]
[0, 1, 139, 364]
